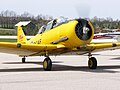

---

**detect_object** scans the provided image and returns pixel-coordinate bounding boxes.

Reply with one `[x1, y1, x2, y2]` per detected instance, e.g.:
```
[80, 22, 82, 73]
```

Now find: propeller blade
[75, 3, 91, 19]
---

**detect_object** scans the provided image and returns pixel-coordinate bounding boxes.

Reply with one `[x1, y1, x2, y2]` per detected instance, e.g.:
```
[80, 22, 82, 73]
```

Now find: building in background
[15, 21, 37, 35]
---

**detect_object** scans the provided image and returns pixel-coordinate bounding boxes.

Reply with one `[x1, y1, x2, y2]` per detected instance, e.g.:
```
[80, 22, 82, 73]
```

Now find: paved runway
[0, 50, 120, 90]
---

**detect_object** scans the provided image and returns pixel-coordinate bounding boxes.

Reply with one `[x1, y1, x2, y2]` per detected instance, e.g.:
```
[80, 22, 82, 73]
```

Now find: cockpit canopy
[38, 17, 68, 34]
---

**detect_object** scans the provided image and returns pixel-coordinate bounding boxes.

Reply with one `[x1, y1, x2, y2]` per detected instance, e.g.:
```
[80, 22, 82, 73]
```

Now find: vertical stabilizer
[17, 26, 27, 44]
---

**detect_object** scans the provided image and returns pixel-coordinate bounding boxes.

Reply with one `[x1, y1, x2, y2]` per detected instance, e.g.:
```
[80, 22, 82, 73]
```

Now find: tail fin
[17, 26, 27, 44]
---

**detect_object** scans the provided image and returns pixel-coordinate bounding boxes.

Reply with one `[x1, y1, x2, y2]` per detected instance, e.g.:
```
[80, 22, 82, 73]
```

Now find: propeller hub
[75, 19, 93, 41]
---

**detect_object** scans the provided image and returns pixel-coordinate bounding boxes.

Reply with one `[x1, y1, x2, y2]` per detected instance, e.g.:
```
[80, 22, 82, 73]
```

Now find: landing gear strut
[22, 56, 26, 63]
[43, 57, 52, 71]
[88, 52, 97, 69]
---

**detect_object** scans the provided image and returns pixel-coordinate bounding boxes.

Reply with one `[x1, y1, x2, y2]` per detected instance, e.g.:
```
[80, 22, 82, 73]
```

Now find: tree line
[0, 10, 120, 35]
[91, 17, 120, 33]
[0, 10, 52, 29]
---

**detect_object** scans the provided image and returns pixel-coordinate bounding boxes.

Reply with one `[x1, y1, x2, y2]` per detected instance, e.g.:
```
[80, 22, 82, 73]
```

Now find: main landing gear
[22, 56, 26, 63]
[43, 57, 52, 71]
[88, 52, 97, 69]
[21, 52, 97, 71]
[21, 55, 52, 71]
[42, 52, 52, 71]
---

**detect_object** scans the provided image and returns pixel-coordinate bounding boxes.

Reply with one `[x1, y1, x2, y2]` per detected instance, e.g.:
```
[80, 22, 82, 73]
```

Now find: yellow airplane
[0, 17, 120, 71]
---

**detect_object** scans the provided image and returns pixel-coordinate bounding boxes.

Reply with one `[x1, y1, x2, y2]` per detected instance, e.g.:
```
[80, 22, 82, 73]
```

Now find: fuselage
[28, 19, 94, 49]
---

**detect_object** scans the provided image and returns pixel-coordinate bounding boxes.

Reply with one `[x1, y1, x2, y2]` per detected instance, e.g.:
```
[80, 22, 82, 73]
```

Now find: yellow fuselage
[29, 20, 94, 48]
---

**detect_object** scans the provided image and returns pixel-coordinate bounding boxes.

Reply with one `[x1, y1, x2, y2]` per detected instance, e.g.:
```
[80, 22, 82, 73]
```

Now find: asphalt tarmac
[0, 49, 120, 90]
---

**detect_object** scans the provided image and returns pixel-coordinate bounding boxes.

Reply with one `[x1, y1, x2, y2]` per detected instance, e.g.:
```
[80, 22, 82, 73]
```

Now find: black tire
[43, 57, 52, 71]
[88, 57, 97, 69]
[22, 57, 26, 63]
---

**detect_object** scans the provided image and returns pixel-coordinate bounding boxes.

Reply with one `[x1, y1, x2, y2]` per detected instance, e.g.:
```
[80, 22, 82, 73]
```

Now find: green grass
[0, 28, 15, 31]
[0, 28, 16, 35]
[0, 39, 16, 42]
[0, 39, 30, 42]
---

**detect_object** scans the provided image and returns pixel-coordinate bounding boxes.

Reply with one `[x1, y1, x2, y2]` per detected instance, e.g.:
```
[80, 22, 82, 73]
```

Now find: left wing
[86, 42, 120, 52]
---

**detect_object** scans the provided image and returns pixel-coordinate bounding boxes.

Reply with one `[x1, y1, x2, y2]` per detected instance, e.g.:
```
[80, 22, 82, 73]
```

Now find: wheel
[88, 57, 97, 69]
[43, 57, 52, 71]
[22, 57, 26, 63]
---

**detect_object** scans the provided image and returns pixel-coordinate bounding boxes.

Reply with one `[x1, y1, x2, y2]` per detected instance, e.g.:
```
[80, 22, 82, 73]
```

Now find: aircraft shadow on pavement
[84, 54, 120, 57]
[1, 60, 120, 73]
[3, 61, 62, 65]
[110, 57, 120, 60]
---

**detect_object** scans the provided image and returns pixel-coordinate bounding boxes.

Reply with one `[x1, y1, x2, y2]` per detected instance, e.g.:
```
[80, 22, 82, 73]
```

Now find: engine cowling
[63, 19, 94, 47]
[75, 19, 93, 41]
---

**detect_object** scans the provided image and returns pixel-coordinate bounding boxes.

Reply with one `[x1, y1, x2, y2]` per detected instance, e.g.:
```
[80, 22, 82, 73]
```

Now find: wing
[0, 41, 120, 56]
[0, 42, 65, 56]
[86, 43, 120, 52]
[59, 43, 120, 55]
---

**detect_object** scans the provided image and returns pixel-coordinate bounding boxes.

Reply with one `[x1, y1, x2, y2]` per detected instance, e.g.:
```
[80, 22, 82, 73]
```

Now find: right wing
[0, 42, 65, 56]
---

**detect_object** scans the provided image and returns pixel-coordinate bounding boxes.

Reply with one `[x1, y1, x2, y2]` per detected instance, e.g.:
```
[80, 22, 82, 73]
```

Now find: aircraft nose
[75, 19, 93, 41]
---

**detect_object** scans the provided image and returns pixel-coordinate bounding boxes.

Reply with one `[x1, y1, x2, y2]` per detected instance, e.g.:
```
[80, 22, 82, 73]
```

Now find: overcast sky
[0, 0, 120, 19]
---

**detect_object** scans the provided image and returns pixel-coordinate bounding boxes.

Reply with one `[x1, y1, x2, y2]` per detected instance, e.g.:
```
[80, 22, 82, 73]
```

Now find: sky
[0, 0, 120, 19]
